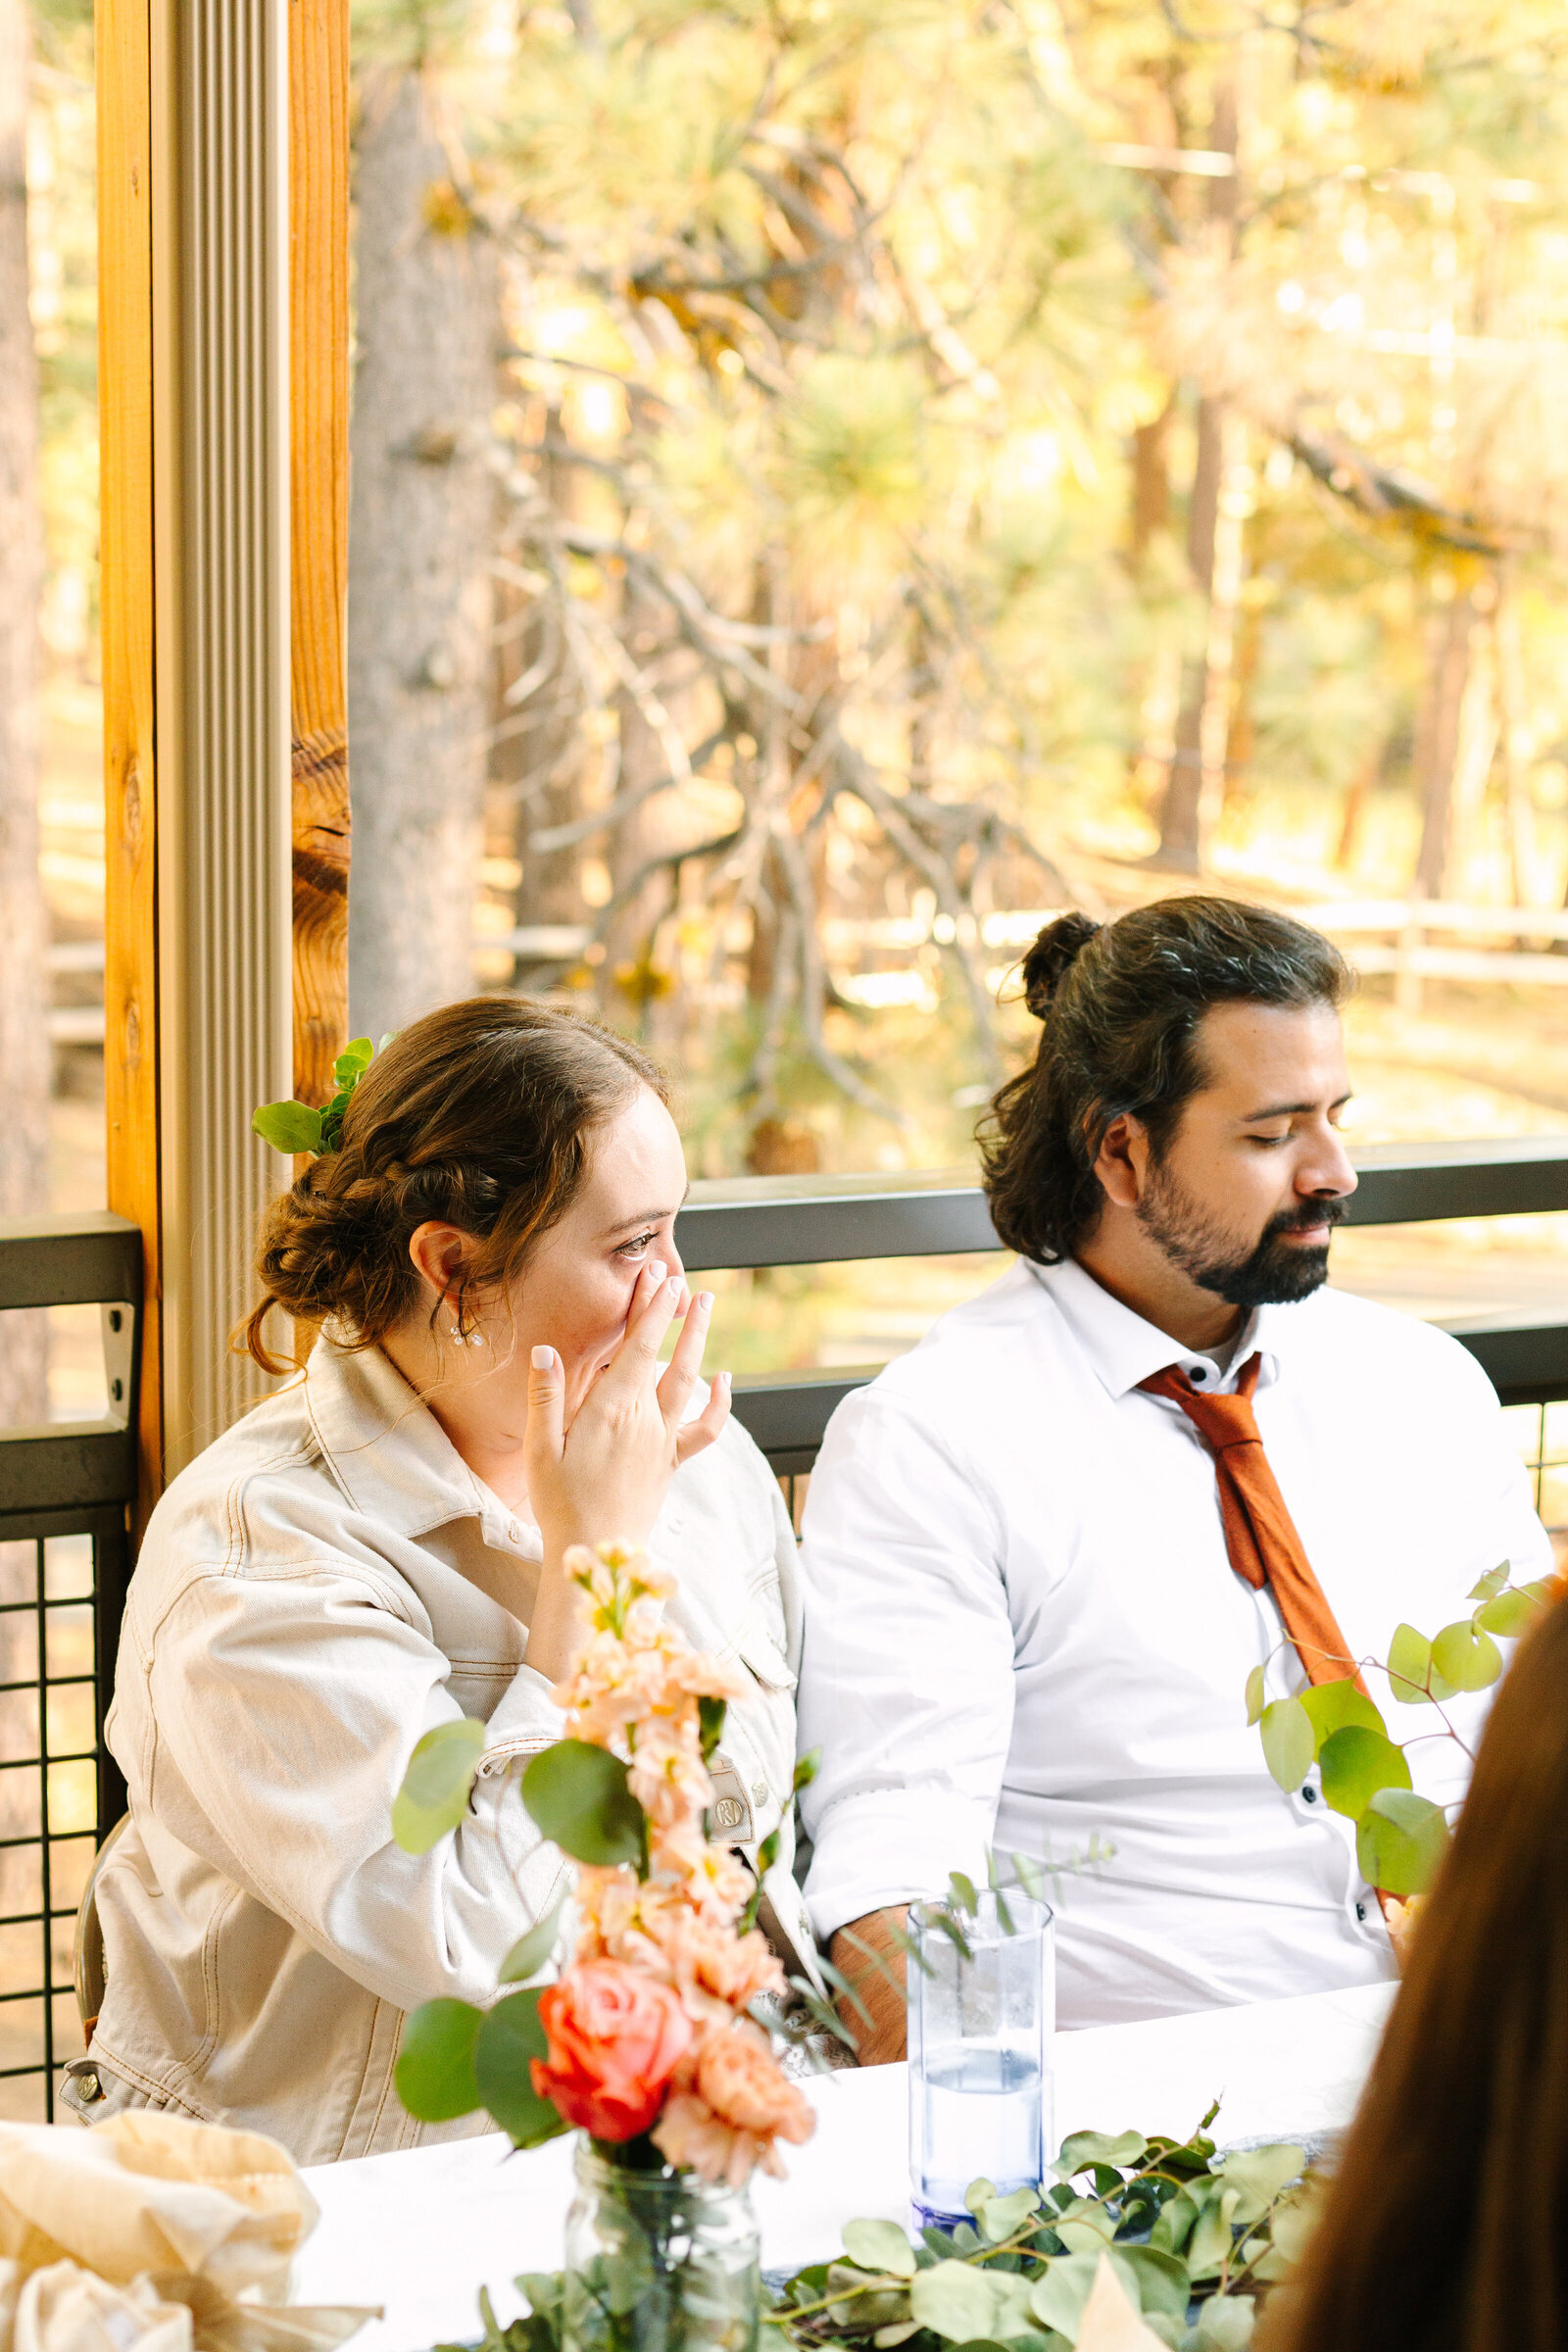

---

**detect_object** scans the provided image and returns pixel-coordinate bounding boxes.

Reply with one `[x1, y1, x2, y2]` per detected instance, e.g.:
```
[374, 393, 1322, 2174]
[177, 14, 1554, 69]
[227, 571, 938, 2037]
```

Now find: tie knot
[1139, 1359, 1262, 1448]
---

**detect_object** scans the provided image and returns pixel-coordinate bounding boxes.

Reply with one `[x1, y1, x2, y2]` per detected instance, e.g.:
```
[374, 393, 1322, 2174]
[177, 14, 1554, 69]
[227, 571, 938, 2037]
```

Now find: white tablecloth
[294, 1981, 1395, 2352]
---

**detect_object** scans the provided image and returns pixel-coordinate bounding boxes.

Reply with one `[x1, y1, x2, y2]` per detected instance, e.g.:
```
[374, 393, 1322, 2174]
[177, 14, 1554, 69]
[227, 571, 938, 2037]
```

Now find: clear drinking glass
[907, 1887, 1054, 2230]
[561, 2140, 761, 2352]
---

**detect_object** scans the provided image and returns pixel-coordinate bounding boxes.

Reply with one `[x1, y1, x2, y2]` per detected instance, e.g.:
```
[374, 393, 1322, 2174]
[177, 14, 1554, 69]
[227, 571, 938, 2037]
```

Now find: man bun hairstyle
[979, 896, 1353, 1266]
[1019, 911, 1102, 1018]
[244, 998, 663, 1374]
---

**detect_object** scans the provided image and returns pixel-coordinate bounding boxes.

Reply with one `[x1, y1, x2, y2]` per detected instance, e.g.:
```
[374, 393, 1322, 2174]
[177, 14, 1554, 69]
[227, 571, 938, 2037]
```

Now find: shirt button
[752, 1780, 767, 1804]
[507, 1520, 522, 1545]
[1301, 1785, 1318, 1804]
[1189, 1365, 1207, 1383]
[1355, 1902, 1368, 1923]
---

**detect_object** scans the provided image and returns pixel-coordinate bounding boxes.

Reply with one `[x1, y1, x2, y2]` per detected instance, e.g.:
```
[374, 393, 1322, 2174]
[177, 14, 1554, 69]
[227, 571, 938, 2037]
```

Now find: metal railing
[0, 1139, 1564, 2112]
[0, 1213, 139, 2118]
[681, 1139, 1568, 1469]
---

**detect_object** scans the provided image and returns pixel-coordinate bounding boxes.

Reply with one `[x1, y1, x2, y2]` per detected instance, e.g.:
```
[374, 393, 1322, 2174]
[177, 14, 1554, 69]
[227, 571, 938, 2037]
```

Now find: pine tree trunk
[1413, 588, 1474, 904]
[346, 71, 497, 1037]
[1156, 84, 1240, 875]
[0, 0, 49, 1424]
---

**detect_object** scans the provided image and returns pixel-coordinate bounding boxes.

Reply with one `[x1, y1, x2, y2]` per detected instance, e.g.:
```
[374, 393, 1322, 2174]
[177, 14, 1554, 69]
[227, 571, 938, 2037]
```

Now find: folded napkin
[0, 2115, 377, 2352]
[1077, 2254, 1183, 2352]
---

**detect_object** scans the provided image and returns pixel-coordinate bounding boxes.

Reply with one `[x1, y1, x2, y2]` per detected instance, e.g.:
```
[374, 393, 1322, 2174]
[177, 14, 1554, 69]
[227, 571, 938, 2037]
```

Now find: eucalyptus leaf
[1113, 2246, 1191, 2320]
[873, 2328, 920, 2350]
[1258, 1696, 1313, 1792]
[334, 1036, 374, 1078]
[1298, 1678, 1385, 1750]
[497, 1894, 564, 1985]
[975, 2185, 1042, 2241]
[1431, 1620, 1503, 1693]
[395, 1997, 482, 2121]
[1317, 1724, 1410, 1819]
[1244, 1665, 1265, 1727]
[474, 1987, 566, 2149]
[1475, 1587, 1545, 1638]
[823, 2265, 911, 2328]
[1387, 1622, 1434, 1706]
[909, 2260, 1034, 2342]
[1011, 1853, 1048, 1901]
[1187, 2185, 1240, 2278]
[1149, 2185, 1200, 2256]
[1197, 2294, 1256, 2348]
[521, 1740, 647, 1869]
[392, 1717, 485, 1854]
[1467, 1561, 1509, 1602]
[794, 1748, 820, 1793]
[1054, 2128, 1148, 2177]
[842, 2220, 917, 2279]
[1356, 1788, 1450, 1897]
[949, 1871, 979, 1917]
[252, 1100, 323, 1156]
[1215, 2143, 1305, 2223]
[698, 1694, 726, 1762]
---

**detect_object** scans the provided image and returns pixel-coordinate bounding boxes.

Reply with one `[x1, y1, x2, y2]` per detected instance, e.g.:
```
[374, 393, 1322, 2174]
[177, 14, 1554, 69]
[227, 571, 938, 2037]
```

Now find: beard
[1136, 1161, 1348, 1308]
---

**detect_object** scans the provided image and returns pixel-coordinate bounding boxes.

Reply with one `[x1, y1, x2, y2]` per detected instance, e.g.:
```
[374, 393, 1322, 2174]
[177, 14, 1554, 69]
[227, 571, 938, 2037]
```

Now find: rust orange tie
[1140, 1352, 1364, 1693]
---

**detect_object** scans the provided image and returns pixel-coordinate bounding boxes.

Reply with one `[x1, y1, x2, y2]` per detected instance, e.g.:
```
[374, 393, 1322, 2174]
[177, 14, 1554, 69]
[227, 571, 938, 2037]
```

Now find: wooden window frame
[97, 0, 350, 1508]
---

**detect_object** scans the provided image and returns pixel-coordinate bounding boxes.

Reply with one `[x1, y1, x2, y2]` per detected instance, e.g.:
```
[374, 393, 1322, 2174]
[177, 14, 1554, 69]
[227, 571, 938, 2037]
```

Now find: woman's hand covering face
[522, 1251, 730, 1558]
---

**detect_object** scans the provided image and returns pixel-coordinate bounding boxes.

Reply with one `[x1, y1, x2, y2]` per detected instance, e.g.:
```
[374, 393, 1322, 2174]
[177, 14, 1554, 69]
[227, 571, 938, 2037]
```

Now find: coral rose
[530, 1962, 693, 2142]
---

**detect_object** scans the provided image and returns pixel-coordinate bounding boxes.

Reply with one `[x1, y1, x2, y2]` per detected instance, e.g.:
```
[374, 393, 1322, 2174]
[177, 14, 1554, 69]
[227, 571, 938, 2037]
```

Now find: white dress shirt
[797, 1257, 1551, 2029]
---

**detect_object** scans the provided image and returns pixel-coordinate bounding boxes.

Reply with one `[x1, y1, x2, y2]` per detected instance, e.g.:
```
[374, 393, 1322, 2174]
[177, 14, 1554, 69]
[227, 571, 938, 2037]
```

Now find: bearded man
[795, 897, 1551, 2055]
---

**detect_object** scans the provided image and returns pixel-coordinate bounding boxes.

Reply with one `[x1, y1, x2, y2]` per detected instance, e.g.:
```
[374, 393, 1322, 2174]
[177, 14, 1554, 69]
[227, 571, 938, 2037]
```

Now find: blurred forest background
[15, 0, 1568, 1393]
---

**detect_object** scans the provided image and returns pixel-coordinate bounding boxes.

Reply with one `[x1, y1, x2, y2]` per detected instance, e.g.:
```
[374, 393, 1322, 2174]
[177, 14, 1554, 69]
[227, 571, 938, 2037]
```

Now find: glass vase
[561, 2139, 761, 2352]
[907, 1886, 1054, 2230]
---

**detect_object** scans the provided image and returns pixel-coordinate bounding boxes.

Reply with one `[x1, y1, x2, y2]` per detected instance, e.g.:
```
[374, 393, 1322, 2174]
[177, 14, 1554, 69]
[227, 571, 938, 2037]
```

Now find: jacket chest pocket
[445, 1660, 524, 1718]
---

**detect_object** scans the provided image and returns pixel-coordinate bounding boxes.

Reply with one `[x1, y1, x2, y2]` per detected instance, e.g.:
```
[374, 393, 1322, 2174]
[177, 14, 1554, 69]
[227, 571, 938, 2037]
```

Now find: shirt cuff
[478, 1663, 565, 1774]
[804, 1789, 993, 1943]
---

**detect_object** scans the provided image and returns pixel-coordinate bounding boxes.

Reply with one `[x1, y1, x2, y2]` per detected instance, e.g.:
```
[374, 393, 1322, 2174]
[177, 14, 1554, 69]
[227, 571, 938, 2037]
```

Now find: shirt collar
[1024, 1255, 1285, 1401]
[297, 1332, 537, 1555]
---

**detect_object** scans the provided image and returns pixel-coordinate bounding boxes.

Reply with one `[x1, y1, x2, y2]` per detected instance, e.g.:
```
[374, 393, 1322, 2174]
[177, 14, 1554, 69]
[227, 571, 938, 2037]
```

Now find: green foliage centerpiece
[393, 1543, 820, 2352]
[469, 2115, 1320, 2352]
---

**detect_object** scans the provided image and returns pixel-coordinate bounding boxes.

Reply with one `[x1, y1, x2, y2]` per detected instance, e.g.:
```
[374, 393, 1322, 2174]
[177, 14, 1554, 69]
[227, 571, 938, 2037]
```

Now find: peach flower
[531, 1961, 693, 2142]
[628, 1722, 714, 1827]
[653, 2023, 813, 2184]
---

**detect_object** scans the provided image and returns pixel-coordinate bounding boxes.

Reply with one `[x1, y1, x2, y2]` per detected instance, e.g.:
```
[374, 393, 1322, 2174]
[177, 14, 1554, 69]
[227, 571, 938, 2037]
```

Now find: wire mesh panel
[0, 1507, 127, 2121]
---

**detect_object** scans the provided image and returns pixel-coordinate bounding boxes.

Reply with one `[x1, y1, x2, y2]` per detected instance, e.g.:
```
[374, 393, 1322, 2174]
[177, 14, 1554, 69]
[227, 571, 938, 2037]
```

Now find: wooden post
[97, 0, 163, 1514]
[289, 0, 351, 1106]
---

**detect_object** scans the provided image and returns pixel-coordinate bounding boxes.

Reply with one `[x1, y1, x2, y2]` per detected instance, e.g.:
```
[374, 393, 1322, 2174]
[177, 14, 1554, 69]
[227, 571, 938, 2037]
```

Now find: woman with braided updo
[71, 1000, 813, 2163]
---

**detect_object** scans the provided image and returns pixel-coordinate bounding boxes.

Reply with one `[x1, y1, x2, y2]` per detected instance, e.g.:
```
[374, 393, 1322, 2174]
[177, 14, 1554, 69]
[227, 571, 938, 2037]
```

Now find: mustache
[1267, 1198, 1350, 1238]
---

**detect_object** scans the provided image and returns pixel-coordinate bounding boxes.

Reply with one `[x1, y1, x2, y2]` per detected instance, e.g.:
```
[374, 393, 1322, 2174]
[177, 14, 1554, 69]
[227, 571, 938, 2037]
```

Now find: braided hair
[978, 896, 1352, 1264]
[244, 999, 663, 1373]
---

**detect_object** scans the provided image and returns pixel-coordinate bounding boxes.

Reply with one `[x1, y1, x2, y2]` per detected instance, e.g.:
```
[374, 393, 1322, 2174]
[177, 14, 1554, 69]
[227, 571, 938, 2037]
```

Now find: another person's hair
[978, 896, 1351, 1262]
[244, 998, 662, 1373]
[1258, 1591, 1568, 2352]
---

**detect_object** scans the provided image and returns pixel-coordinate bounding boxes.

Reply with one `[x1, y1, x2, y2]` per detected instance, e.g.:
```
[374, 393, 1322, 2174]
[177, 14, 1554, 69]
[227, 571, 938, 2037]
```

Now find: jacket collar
[298, 1333, 534, 1554]
[1025, 1254, 1285, 1402]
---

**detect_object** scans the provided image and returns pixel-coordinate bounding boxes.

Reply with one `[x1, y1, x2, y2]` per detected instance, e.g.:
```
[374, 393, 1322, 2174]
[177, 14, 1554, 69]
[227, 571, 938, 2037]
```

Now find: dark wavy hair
[978, 896, 1352, 1264]
[244, 998, 662, 1373]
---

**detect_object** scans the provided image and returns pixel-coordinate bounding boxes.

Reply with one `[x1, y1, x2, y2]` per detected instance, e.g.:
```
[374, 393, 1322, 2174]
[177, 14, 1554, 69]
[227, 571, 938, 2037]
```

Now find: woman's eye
[1249, 1133, 1290, 1150]
[616, 1231, 658, 1258]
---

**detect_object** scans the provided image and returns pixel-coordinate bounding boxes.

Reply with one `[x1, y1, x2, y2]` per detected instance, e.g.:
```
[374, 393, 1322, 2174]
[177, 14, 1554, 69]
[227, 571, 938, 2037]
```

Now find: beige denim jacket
[72, 1339, 812, 2165]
